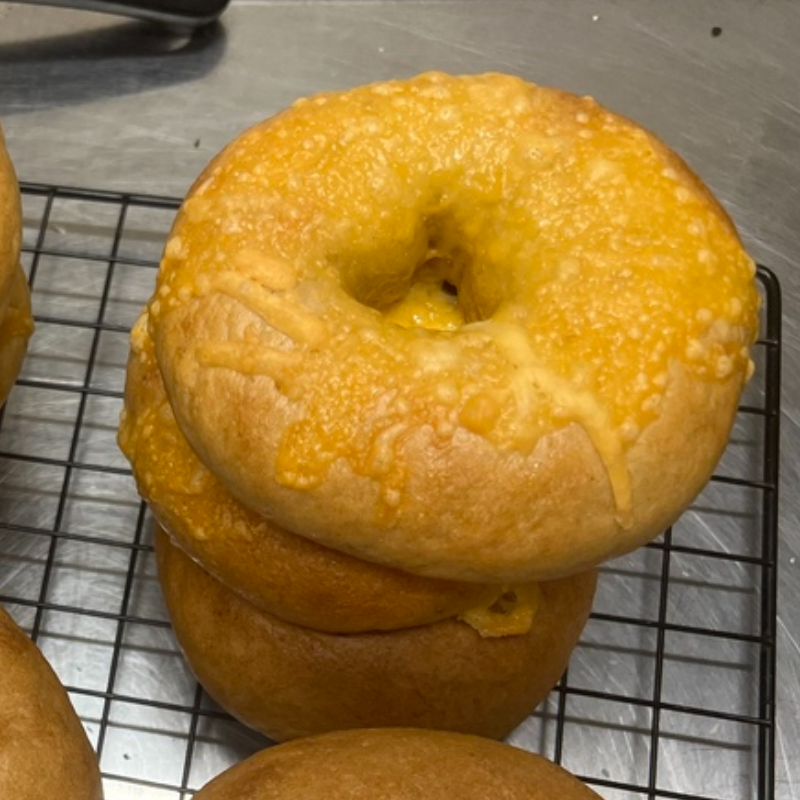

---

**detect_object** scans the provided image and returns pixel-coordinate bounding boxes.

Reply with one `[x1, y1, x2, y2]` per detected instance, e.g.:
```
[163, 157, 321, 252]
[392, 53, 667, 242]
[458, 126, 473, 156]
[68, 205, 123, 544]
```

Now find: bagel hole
[337, 213, 488, 331]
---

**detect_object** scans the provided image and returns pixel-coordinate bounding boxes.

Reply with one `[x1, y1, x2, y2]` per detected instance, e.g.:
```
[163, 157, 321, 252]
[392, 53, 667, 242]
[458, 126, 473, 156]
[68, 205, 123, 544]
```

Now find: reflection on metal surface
[0, 182, 781, 799]
[0, 9, 227, 114]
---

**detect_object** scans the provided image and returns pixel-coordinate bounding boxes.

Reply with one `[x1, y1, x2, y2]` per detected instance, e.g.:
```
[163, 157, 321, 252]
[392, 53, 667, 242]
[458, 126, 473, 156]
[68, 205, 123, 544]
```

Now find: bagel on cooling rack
[144, 71, 758, 584]
[0, 124, 33, 408]
[0, 605, 103, 800]
[155, 527, 597, 742]
[191, 728, 603, 800]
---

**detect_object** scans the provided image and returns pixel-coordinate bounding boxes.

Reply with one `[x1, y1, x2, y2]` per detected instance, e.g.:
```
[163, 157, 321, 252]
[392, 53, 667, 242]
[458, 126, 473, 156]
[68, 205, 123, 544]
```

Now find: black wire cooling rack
[0, 181, 781, 800]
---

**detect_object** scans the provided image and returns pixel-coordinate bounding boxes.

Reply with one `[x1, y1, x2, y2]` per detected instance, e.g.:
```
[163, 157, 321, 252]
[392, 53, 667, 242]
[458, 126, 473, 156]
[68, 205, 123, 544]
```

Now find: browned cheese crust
[144, 72, 759, 583]
[0, 605, 104, 800]
[0, 126, 33, 408]
[155, 527, 597, 742]
[192, 728, 604, 800]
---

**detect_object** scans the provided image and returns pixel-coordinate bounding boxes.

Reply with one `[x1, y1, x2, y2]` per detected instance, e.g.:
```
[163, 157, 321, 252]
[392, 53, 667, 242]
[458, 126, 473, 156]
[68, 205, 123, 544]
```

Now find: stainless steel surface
[13, 0, 230, 29]
[0, 2, 797, 799]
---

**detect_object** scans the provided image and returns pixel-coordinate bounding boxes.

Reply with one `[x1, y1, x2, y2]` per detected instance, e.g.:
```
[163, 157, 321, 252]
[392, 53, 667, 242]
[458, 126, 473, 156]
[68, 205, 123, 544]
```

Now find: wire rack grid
[0, 181, 781, 800]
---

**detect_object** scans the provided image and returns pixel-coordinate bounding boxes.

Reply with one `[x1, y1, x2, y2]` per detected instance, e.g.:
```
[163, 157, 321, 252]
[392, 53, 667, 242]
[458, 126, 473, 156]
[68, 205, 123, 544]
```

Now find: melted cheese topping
[150, 73, 759, 519]
[459, 583, 542, 638]
[384, 268, 464, 331]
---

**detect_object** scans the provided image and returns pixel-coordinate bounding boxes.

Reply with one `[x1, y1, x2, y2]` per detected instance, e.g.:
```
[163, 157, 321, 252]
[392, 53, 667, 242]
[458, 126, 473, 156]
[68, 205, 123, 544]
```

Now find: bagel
[0, 605, 104, 799]
[0, 125, 33, 408]
[191, 728, 602, 800]
[155, 526, 597, 742]
[120, 314, 536, 634]
[146, 72, 758, 583]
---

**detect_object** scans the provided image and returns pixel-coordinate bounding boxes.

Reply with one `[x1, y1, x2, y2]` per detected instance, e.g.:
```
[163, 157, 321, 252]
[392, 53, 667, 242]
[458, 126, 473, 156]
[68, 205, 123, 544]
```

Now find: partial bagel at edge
[191, 728, 604, 800]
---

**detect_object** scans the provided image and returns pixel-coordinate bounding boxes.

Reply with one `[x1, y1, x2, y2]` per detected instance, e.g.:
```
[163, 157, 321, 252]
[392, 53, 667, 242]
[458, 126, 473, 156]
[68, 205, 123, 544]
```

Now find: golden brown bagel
[192, 728, 602, 800]
[155, 527, 597, 742]
[0, 125, 33, 408]
[120, 319, 513, 633]
[0, 605, 104, 800]
[146, 72, 759, 583]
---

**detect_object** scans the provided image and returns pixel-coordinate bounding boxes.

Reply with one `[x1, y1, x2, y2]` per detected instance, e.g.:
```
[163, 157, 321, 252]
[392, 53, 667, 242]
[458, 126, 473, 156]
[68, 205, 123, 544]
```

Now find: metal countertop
[0, 2, 797, 799]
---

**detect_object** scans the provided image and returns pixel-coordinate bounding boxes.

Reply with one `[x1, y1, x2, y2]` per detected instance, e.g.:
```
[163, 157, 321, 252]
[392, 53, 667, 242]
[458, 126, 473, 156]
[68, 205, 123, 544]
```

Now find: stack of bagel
[119, 72, 759, 744]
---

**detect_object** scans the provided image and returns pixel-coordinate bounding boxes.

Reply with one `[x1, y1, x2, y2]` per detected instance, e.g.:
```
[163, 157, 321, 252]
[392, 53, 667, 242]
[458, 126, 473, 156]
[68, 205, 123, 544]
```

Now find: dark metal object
[10, 0, 229, 28]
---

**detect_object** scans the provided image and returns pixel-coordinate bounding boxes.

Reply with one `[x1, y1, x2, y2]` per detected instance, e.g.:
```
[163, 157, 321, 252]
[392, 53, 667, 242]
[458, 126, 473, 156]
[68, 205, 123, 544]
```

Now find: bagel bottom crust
[0, 605, 103, 800]
[155, 527, 597, 743]
[192, 728, 604, 800]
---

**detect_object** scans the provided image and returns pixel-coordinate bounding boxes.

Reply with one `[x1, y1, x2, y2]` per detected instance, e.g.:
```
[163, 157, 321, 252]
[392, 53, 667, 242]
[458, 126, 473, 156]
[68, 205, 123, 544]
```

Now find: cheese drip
[476, 320, 632, 524]
[459, 583, 542, 637]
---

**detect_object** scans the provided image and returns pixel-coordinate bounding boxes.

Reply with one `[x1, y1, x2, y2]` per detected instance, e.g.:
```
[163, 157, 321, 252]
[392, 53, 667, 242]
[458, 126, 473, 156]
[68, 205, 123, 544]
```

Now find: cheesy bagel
[148, 72, 758, 583]
[0, 605, 103, 800]
[0, 125, 33, 408]
[191, 728, 603, 800]
[155, 527, 597, 742]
